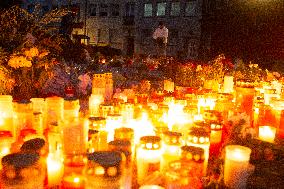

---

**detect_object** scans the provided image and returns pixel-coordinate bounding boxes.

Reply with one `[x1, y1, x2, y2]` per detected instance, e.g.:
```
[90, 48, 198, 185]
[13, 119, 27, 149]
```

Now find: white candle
[47, 153, 64, 187]
[89, 94, 104, 116]
[258, 126, 276, 143]
[223, 76, 234, 93]
[136, 136, 162, 185]
[224, 145, 252, 189]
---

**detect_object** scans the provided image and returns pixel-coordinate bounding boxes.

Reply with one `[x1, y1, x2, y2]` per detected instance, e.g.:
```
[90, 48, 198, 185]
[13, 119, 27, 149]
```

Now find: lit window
[157, 2, 166, 16]
[185, 1, 196, 16]
[170, 2, 180, 16]
[99, 4, 108, 17]
[144, 3, 153, 17]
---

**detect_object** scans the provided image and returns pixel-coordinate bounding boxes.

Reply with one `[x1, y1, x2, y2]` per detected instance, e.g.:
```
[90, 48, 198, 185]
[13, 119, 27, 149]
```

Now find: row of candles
[0, 76, 283, 188]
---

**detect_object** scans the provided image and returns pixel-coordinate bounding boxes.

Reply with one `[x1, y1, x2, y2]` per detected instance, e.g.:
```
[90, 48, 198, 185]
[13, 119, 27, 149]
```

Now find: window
[170, 2, 180, 16]
[144, 3, 152, 17]
[110, 4, 119, 17]
[89, 4, 97, 16]
[157, 2, 166, 16]
[99, 4, 108, 17]
[185, 1, 196, 16]
[125, 2, 135, 17]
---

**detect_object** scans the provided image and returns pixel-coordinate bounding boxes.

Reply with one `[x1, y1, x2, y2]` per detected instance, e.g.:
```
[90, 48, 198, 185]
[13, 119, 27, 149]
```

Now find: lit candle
[136, 136, 162, 185]
[186, 127, 210, 175]
[62, 118, 88, 155]
[0, 131, 13, 169]
[62, 174, 85, 189]
[89, 94, 104, 116]
[64, 98, 80, 120]
[45, 96, 64, 126]
[105, 114, 123, 142]
[210, 122, 223, 144]
[224, 145, 252, 189]
[47, 152, 64, 187]
[258, 126, 276, 143]
[161, 131, 182, 171]
[84, 151, 122, 189]
[0, 96, 14, 136]
[223, 76, 234, 93]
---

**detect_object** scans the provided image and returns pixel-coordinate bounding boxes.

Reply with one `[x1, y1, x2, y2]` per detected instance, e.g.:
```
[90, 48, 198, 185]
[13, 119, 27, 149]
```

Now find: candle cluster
[0, 75, 283, 188]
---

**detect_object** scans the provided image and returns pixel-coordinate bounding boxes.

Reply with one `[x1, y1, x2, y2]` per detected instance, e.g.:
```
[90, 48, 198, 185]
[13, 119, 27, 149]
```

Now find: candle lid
[87, 151, 122, 167]
[181, 146, 205, 162]
[88, 116, 106, 122]
[33, 111, 42, 116]
[2, 153, 39, 169]
[187, 128, 210, 144]
[140, 136, 161, 143]
[20, 138, 46, 153]
[193, 121, 210, 130]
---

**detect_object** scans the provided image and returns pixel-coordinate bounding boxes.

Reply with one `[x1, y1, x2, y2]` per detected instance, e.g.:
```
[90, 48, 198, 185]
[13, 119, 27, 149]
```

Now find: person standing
[153, 21, 168, 58]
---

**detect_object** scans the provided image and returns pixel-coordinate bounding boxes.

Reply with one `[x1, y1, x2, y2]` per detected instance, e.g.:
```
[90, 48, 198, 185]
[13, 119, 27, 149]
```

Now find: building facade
[74, 0, 136, 56]
[135, 0, 202, 59]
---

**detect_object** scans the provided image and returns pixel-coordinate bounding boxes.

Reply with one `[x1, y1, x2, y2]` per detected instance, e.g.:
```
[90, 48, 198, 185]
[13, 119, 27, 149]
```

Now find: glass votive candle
[114, 127, 134, 157]
[161, 131, 182, 171]
[30, 98, 45, 113]
[136, 136, 162, 185]
[99, 104, 114, 118]
[120, 103, 134, 122]
[62, 173, 85, 189]
[258, 126, 276, 143]
[88, 116, 106, 130]
[114, 127, 134, 143]
[0, 131, 13, 169]
[0, 95, 14, 137]
[210, 121, 223, 144]
[84, 151, 122, 189]
[47, 122, 62, 154]
[224, 145, 252, 189]
[47, 151, 64, 187]
[180, 146, 205, 176]
[13, 100, 33, 138]
[45, 96, 64, 126]
[186, 128, 210, 175]
[62, 118, 88, 155]
[87, 129, 99, 153]
[106, 114, 123, 142]
[64, 98, 80, 120]
[32, 112, 44, 136]
[0, 153, 45, 189]
[89, 94, 104, 116]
